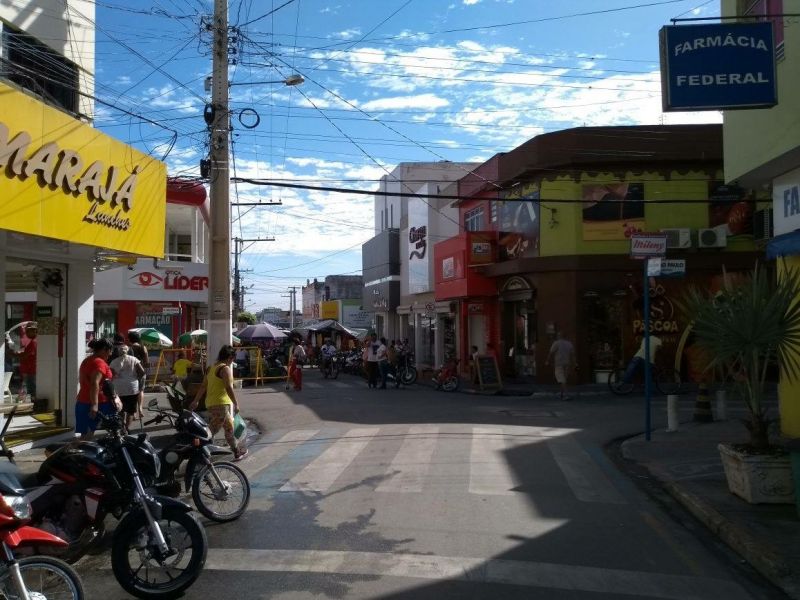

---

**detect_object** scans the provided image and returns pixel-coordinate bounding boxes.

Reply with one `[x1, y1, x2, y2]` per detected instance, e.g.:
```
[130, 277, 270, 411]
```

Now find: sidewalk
[622, 419, 800, 599]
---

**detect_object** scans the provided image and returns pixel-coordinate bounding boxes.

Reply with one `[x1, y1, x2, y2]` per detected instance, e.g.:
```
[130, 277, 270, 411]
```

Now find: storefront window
[95, 303, 119, 340]
[583, 292, 625, 373]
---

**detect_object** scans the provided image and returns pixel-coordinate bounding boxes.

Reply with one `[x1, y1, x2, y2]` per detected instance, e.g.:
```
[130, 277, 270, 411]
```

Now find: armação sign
[659, 22, 776, 111]
[0, 83, 166, 256]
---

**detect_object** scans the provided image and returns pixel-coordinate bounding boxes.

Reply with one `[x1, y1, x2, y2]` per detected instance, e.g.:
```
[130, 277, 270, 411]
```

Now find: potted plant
[681, 263, 800, 504]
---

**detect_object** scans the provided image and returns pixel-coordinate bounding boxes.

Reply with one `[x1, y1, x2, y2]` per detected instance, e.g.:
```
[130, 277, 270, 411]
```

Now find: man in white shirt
[546, 332, 575, 400]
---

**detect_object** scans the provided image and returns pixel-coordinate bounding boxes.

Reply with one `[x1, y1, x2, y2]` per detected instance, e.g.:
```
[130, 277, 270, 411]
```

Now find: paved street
[76, 370, 787, 599]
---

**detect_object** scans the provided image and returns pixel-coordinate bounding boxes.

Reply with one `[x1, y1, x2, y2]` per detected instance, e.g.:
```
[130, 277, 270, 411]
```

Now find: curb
[665, 477, 800, 598]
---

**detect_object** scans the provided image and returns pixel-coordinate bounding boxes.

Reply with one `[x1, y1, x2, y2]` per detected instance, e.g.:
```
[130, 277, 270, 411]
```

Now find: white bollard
[716, 389, 727, 421]
[667, 394, 680, 432]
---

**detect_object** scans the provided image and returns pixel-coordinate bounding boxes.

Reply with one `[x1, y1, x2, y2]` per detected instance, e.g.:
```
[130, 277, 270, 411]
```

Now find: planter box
[718, 443, 796, 504]
[594, 369, 612, 384]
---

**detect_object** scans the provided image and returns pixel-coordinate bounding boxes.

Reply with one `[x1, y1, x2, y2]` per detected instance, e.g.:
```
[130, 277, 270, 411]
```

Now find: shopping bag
[233, 412, 247, 442]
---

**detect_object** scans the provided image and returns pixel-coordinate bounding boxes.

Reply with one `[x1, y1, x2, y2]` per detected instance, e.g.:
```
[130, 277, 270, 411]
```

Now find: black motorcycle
[393, 350, 418, 386]
[319, 353, 340, 379]
[143, 399, 250, 522]
[18, 412, 208, 599]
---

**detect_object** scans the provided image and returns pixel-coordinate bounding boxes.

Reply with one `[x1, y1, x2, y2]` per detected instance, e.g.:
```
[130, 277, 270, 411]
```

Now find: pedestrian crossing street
[244, 424, 629, 504]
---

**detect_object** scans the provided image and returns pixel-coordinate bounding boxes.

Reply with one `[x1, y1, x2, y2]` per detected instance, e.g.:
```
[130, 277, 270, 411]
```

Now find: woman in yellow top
[190, 345, 248, 461]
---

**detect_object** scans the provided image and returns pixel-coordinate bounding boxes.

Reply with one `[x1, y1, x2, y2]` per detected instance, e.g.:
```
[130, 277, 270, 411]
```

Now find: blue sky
[92, 0, 720, 311]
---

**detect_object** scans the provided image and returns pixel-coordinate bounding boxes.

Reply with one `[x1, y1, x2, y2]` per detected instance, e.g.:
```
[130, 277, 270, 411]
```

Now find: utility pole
[232, 236, 274, 320]
[289, 286, 297, 329]
[206, 0, 231, 354]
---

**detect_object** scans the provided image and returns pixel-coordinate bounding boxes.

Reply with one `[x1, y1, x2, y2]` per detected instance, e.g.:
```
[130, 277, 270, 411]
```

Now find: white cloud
[361, 94, 449, 111]
[463, 0, 482, 4]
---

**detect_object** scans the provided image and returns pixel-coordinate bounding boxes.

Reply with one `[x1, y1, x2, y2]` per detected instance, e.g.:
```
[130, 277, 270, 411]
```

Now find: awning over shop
[766, 230, 800, 259]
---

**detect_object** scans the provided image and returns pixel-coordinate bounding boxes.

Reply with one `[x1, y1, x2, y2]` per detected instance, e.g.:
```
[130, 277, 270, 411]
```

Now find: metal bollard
[716, 389, 727, 421]
[667, 394, 679, 432]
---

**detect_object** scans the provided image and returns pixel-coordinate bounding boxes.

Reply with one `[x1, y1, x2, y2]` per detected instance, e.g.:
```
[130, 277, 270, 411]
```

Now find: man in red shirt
[12, 324, 37, 401]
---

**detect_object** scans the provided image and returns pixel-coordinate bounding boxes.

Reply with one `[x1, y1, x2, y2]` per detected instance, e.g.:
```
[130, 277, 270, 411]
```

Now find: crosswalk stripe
[204, 548, 751, 599]
[247, 430, 320, 478]
[468, 427, 518, 495]
[280, 427, 380, 492]
[547, 436, 627, 504]
[376, 425, 439, 493]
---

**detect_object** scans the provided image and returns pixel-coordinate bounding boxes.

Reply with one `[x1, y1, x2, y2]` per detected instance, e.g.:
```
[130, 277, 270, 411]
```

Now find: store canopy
[766, 230, 800, 259]
[294, 320, 361, 338]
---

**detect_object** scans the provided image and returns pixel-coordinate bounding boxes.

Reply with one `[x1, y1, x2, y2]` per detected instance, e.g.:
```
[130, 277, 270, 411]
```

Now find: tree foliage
[680, 262, 800, 450]
[236, 311, 256, 325]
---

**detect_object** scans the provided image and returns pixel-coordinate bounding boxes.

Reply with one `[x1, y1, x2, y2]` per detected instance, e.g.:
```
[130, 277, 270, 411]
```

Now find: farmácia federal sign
[659, 22, 777, 111]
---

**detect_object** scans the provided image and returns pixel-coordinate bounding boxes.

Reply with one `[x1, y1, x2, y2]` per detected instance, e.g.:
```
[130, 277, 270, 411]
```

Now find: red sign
[630, 233, 667, 259]
[129, 271, 209, 291]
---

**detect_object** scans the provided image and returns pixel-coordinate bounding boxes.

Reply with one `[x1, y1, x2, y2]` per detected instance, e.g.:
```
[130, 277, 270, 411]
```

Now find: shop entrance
[500, 277, 536, 378]
[3, 258, 69, 438]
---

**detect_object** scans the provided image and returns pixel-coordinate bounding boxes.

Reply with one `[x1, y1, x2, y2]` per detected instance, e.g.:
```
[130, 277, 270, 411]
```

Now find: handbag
[233, 412, 247, 441]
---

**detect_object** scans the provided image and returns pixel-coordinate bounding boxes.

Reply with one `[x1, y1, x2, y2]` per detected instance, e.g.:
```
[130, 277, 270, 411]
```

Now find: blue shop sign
[660, 22, 776, 111]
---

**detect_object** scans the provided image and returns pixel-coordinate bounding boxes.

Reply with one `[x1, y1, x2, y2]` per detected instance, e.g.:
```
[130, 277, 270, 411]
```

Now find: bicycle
[607, 362, 684, 395]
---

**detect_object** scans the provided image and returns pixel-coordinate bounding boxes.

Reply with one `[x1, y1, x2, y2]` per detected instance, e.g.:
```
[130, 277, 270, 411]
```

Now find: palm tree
[681, 263, 800, 450]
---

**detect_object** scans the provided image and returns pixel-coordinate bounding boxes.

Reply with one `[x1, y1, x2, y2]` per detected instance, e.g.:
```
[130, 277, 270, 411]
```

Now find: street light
[229, 74, 305, 87]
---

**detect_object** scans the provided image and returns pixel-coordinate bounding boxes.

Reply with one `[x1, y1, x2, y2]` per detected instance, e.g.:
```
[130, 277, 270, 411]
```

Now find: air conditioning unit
[660, 228, 692, 249]
[698, 226, 728, 248]
[753, 208, 773, 242]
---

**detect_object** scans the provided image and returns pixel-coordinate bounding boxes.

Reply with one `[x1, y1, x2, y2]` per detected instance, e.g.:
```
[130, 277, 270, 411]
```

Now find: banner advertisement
[341, 300, 372, 329]
[582, 182, 645, 241]
[408, 198, 430, 294]
[498, 183, 540, 260]
[708, 181, 754, 236]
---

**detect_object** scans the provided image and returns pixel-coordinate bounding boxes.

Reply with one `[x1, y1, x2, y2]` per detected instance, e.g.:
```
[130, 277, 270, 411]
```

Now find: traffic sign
[647, 258, 686, 277]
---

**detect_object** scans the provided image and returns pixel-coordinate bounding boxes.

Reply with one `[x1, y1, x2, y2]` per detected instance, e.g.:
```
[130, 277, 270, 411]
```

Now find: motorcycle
[432, 356, 460, 392]
[143, 399, 250, 522]
[12, 411, 207, 599]
[264, 348, 288, 377]
[393, 350, 418, 386]
[0, 409, 85, 599]
[342, 350, 362, 375]
[319, 353, 340, 379]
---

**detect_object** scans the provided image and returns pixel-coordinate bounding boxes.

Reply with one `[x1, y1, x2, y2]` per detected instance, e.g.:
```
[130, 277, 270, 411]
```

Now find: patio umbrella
[178, 329, 207, 346]
[129, 327, 173, 348]
[236, 322, 287, 342]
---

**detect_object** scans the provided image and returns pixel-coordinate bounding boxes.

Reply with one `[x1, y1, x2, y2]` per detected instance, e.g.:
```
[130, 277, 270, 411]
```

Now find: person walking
[189, 345, 247, 461]
[76, 338, 122, 440]
[365, 333, 379, 389]
[291, 341, 307, 391]
[10, 324, 38, 402]
[546, 332, 576, 400]
[127, 330, 149, 420]
[376, 337, 389, 389]
[109, 345, 146, 431]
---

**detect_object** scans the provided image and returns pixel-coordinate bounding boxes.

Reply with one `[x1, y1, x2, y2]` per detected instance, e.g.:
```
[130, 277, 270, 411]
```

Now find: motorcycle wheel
[441, 375, 460, 392]
[400, 366, 418, 385]
[111, 507, 207, 599]
[2, 555, 85, 600]
[192, 461, 250, 522]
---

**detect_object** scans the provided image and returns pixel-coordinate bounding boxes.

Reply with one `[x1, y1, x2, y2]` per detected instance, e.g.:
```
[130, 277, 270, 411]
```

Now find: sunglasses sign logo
[129, 271, 209, 291]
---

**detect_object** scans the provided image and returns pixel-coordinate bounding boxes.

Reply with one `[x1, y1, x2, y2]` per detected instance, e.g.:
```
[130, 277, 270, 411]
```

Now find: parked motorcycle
[432, 356, 460, 392]
[0, 409, 85, 599]
[14, 412, 208, 599]
[143, 399, 250, 522]
[393, 350, 418, 386]
[264, 347, 288, 377]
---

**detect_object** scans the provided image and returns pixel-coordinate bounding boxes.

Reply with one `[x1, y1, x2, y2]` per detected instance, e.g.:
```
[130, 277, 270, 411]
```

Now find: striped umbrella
[128, 328, 173, 348]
